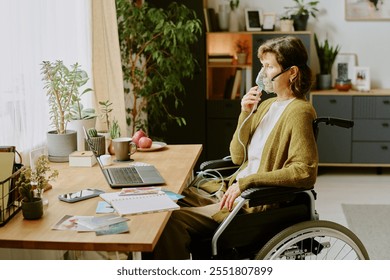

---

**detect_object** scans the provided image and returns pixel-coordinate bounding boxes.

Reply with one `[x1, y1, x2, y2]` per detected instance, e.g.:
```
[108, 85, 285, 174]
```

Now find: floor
[314, 167, 390, 227]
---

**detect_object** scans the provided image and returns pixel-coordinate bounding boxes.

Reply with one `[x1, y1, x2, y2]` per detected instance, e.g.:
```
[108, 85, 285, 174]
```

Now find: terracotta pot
[108, 140, 115, 155]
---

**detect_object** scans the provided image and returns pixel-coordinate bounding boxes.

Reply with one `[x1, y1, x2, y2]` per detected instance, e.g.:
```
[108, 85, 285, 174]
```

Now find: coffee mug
[112, 137, 137, 161]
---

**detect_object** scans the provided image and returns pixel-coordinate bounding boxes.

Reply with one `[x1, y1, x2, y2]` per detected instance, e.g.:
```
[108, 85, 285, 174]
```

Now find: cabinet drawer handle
[381, 145, 388, 150]
[382, 123, 389, 127]
[383, 100, 390, 105]
[329, 99, 337, 104]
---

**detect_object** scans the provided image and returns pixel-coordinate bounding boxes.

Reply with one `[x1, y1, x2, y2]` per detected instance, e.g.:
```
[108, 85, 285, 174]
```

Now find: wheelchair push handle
[313, 117, 354, 129]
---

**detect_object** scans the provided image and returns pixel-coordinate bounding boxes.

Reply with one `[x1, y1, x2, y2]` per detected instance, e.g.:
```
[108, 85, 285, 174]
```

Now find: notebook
[83, 128, 165, 189]
[100, 191, 179, 216]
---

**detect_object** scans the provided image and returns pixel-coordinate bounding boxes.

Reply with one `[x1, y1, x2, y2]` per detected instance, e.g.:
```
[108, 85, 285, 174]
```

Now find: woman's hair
[257, 36, 312, 98]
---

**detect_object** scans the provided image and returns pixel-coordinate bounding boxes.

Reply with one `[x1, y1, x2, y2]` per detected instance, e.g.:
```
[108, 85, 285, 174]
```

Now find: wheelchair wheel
[256, 220, 369, 260]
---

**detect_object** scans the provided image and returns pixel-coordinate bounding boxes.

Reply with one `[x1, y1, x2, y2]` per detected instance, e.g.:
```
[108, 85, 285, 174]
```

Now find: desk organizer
[0, 163, 23, 226]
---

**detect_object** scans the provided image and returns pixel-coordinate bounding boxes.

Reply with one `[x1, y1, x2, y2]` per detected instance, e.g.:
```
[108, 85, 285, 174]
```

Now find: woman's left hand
[220, 182, 241, 211]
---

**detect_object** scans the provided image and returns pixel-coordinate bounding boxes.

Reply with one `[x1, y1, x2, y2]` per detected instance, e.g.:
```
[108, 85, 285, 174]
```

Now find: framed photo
[262, 13, 276, 31]
[245, 9, 262, 31]
[352, 66, 371, 91]
[345, 0, 390, 21]
[332, 53, 358, 85]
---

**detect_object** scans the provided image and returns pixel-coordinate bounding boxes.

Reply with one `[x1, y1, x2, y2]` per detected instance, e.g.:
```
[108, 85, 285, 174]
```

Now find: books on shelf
[231, 68, 242, 100]
[204, 8, 219, 32]
[100, 191, 180, 216]
[208, 54, 234, 63]
[223, 68, 247, 100]
[224, 75, 235, 99]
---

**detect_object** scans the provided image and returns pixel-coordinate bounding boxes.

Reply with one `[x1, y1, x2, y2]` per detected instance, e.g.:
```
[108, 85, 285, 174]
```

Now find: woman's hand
[241, 86, 261, 112]
[220, 182, 241, 211]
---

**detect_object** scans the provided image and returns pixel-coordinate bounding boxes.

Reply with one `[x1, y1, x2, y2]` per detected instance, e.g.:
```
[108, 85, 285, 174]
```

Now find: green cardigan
[229, 97, 318, 192]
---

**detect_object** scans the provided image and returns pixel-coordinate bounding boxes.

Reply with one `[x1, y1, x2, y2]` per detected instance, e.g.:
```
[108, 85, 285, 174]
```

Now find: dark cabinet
[311, 91, 390, 166]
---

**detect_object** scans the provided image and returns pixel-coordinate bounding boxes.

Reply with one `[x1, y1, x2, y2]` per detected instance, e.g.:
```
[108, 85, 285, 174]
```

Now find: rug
[342, 204, 390, 260]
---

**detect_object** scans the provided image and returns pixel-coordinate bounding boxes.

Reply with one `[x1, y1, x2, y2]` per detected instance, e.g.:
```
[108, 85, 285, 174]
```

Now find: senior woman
[145, 36, 318, 260]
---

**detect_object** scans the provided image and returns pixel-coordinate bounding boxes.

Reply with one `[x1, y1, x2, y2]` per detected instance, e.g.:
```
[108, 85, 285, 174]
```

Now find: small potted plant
[107, 119, 121, 155]
[99, 100, 113, 133]
[86, 128, 106, 156]
[314, 33, 341, 90]
[41, 60, 93, 161]
[97, 99, 113, 152]
[235, 39, 249, 65]
[17, 155, 58, 220]
[284, 0, 319, 31]
[228, 0, 240, 31]
[279, 13, 294, 32]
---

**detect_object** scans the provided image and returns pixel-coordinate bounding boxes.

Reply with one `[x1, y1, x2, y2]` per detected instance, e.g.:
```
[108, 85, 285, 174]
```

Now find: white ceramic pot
[280, 19, 294, 32]
[68, 118, 96, 151]
[229, 9, 239, 32]
[218, 4, 229, 31]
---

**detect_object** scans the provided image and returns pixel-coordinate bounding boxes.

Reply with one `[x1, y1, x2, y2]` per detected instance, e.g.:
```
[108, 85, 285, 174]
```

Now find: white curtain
[0, 0, 92, 164]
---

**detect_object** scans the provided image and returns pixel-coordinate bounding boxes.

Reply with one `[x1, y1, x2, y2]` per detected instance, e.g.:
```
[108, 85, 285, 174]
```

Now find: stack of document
[52, 214, 129, 236]
[100, 187, 180, 216]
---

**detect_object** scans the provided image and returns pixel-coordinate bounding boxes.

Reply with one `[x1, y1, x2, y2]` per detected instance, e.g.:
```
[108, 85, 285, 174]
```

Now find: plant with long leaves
[41, 60, 92, 134]
[314, 34, 341, 75]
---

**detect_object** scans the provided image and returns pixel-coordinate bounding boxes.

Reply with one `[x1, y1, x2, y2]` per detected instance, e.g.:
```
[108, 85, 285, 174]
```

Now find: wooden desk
[0, 144, 202, 255]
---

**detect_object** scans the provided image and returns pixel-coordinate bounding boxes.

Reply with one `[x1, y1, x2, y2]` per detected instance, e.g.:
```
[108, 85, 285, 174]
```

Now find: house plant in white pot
[235, 39, 249, 65]
[67, 68, 96, 151]
[41, 60, 92, 162]
[96, 99, 113, 152]
[279, 14, 294, 32]
[228, 0, 240, 32]
[17, 155, 58, 219]
[67, 102, 96, 152]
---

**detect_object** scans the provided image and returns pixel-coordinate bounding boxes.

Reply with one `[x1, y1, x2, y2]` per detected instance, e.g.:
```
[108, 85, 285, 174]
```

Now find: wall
[208, 0, 390, 89]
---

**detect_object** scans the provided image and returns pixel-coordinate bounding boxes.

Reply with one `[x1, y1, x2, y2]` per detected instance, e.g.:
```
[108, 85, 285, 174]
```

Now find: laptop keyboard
[109, 167, 143, 184]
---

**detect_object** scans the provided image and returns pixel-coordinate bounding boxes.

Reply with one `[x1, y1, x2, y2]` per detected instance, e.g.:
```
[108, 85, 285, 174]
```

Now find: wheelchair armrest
[200, 156, 237, 171]
[200, 156, 240, 177]
[241, 186, 315, 207]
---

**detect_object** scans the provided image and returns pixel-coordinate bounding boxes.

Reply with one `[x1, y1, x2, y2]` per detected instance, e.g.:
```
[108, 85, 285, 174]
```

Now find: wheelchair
[190, 117, 369, 260]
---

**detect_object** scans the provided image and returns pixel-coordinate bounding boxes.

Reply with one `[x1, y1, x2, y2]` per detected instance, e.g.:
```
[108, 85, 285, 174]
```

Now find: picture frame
[332, 53, 358, 86]
[262, 13, 276, 31]
[352, 66, 371, 91]
[245, 9, 262, 31]
[345, 0, 390, 21]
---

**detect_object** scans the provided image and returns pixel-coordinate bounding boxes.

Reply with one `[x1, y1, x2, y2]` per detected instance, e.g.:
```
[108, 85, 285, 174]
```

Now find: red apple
[138, 136, 153, 148]
[132, 130, 147, 146]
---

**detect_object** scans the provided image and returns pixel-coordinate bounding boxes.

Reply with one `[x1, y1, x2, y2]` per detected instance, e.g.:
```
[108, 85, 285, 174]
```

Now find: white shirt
[236, 98, 295, 180]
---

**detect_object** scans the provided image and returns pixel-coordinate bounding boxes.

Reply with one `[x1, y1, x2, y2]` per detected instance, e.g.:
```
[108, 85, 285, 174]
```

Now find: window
[0, 0, 92, 161]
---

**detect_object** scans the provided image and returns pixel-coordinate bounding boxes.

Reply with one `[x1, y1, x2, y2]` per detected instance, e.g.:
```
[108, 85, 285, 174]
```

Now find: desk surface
[0, 144, 202, 252]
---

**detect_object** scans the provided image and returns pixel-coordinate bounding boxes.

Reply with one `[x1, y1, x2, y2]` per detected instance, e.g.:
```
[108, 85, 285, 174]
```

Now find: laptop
[83, 128, 165, 189]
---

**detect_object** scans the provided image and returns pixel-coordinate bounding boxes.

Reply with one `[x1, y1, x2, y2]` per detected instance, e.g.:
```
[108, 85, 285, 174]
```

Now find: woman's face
[260, 52, 290, 95]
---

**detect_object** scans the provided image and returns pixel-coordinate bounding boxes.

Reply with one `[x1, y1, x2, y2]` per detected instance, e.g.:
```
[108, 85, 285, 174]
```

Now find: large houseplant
[17, 155, 58, 219]
[116, 1, 202, 137]
[314, 33, 341, 89]
[41, 60, 93, 161]
[284, 0, 319, 31]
